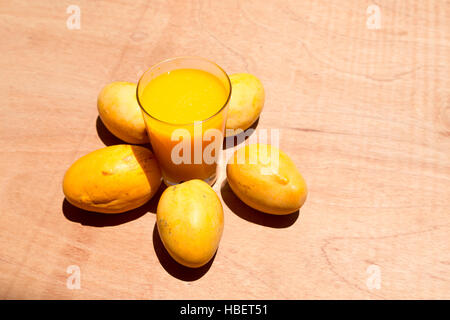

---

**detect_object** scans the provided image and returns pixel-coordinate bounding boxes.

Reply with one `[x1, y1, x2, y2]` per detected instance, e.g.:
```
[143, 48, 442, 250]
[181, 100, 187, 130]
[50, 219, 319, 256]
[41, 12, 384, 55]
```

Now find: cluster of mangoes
[63, 73, 307, 268]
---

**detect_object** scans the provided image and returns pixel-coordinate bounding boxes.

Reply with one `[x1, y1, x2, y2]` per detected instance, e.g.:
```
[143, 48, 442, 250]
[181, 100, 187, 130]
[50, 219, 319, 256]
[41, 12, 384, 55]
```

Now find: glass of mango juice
[137, 57, 231, 186]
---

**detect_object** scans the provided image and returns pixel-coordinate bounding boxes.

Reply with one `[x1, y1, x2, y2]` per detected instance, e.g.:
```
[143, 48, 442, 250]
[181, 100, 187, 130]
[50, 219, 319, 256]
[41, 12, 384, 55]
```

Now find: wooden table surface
[1, 0, 449, 299]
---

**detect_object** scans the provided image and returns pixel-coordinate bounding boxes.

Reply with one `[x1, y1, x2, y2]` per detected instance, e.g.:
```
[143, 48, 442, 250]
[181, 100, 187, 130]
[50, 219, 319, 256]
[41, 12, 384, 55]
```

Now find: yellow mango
[63, 144, 161, 213]
[97, 81, 148, 144]
[157, 180, 224, 268]
[226, 144, 307, 215]
[225, 73, 265, 136]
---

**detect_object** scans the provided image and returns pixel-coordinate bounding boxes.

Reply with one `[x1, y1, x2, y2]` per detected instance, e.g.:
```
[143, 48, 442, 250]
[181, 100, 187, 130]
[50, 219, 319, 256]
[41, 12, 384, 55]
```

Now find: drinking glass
[137, 57, 231, 186]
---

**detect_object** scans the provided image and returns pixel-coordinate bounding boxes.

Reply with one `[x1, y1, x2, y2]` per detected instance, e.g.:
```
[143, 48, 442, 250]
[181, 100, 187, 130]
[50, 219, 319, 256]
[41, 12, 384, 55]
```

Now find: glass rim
[136, 56, 232, 126]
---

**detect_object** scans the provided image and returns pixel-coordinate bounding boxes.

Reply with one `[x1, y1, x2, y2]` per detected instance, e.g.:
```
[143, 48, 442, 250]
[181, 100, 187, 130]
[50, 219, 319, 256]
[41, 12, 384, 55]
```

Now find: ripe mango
[225, 73, 265, 136]
[63, 144, 161, 213]
[157, 180, 224, 268]
[226, 144, 307, 215]
[97, 81, 148, 144]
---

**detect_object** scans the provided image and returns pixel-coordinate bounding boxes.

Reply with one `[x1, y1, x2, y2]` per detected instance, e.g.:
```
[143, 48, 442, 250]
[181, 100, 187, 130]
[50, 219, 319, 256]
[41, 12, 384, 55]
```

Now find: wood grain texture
[0, 0, 449, 299]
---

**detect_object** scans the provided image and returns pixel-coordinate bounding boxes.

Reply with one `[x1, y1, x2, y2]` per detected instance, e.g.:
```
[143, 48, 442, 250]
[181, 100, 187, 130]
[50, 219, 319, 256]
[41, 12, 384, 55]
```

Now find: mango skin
[63, 144, 161, 213]
[157, 180, 224, 268]
[225, 73, 265, 136]
[97, 81, 148, 144]
[226, 144, 307, 215]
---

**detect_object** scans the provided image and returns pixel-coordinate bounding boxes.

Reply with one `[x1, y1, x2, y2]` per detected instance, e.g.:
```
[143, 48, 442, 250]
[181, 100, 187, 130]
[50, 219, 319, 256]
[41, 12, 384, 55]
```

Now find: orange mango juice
[139, 68, 230, 185]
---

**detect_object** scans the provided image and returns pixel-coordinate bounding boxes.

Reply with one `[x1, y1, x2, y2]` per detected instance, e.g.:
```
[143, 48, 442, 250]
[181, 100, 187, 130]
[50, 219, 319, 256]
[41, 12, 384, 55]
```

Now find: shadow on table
[222, 118, 259, 150]
[96, 116, 152, 149]
[152, 224, 215, 281]
[95, 116, 127, 146]
[220, 180, 299, 228]
[62, 183, 166, 227]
